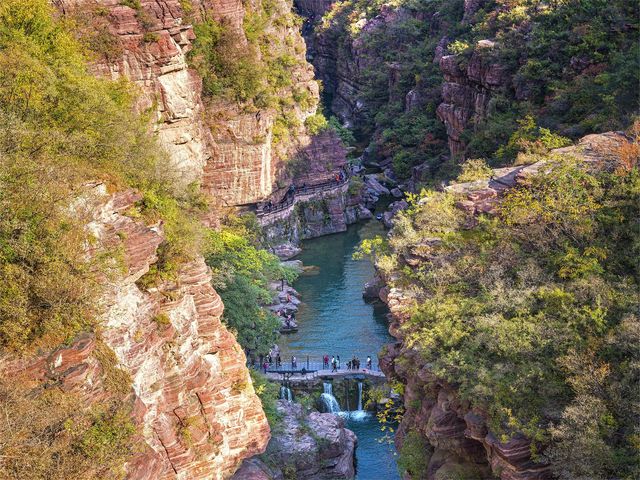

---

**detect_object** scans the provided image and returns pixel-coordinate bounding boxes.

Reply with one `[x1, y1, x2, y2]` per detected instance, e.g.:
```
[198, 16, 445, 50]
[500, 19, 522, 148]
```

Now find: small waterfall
[323, 382, 333, 395]
[280, 385, 293, 402]
[320, 382, 341, 413]
[357, 382, 363, 411]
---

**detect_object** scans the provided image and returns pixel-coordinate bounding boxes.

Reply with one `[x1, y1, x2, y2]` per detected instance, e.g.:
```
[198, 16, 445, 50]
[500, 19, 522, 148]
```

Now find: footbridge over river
[258, 357, 386, 383]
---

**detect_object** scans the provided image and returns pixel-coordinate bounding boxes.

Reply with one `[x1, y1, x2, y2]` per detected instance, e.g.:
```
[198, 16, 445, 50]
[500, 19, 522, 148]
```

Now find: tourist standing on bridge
[331, 357, 337, 372]
[276, 353, 281, 368]
[323, 354, 329, 368]
[336, 355, 341, 369]
[367, 356, 372, 369]
[292, 356, 297, 368]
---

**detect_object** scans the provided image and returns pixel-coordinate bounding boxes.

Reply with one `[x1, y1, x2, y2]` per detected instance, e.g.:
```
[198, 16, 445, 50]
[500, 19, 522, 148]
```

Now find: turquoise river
[280, 218, 400, 480]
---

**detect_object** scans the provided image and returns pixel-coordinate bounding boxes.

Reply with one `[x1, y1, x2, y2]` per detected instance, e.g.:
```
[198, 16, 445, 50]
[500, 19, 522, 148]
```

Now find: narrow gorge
[0, 1, 638, 480]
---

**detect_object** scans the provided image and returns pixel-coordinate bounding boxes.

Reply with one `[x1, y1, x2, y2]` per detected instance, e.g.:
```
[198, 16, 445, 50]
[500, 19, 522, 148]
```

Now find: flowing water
[279, 385, 293, 402]
[320, 382, 342, 413]
[279, 219, 400, 480]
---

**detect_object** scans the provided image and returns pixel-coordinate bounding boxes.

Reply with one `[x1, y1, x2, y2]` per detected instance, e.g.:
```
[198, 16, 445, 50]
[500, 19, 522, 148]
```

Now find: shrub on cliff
[379, 152, 640, 477]
[397, 431, 430, 479]
[0, 0, 201, 352]
[205, 214, 297, 356]
[189, 0, 313, 148]
[455, 158, 492, 183]
[0, 378, 136, 480]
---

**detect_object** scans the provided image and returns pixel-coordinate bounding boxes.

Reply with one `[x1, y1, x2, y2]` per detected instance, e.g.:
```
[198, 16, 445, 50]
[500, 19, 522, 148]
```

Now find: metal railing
[256, 176, 350, 218]
[251, 355, 381, 374]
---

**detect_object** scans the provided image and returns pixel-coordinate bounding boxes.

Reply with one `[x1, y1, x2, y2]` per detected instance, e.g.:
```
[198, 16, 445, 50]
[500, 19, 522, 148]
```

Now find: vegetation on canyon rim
[316, 0, 638, 181]
[0, 0, 637, 478]
[188, 0, 319, 146]
[0, 3, 291, 474]
[0, 0, 188, 477]
[359, 134, 640, 478]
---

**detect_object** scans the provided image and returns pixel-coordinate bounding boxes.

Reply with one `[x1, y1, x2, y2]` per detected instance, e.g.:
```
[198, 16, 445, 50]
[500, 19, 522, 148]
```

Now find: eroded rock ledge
[232, 401, 357, 480]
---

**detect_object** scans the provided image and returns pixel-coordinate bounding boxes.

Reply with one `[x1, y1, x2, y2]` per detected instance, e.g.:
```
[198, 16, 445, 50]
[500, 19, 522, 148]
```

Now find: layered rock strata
[436, 44, 508, 157]
[259, 131, 373, 245]
[260, 181, 372, 245]
[59, 0, 321, 207]
[0, 185, 270, 479]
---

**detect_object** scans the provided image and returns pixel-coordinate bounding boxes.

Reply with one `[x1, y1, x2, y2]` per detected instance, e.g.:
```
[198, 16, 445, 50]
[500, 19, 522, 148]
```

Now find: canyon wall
[376, 132, 631, 480]
[261, 182, 372, 245]
[258, 129, 373, 247]
[38, 0, 332, 477]
[0, 185, 270, 479]
[58, 0, 320, 208]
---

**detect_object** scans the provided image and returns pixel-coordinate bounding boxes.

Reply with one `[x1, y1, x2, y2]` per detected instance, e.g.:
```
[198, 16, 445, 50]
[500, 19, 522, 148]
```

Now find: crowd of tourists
[323, 354, 373, 372]
[252, 348, 375, 374]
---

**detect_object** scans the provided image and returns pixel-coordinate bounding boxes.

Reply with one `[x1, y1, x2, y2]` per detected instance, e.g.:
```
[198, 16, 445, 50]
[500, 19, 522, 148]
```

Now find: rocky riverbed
[231, 401, 357, 480]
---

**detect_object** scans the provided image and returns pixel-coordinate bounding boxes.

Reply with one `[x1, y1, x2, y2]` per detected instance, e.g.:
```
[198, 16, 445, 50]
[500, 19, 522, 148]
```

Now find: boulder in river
[273, 243, 302, 260]
[363, 276, 384, 300]
[364, 174, 391, 196]
[232, 401, 357, 480]
[383, 200, 409, 228]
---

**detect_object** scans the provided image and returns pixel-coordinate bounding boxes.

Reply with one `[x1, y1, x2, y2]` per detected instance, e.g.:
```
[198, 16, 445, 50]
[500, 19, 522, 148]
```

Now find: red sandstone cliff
[436, 44, 508, 158]
[57, 0, 320, 208]
[0, 185, 270, 479]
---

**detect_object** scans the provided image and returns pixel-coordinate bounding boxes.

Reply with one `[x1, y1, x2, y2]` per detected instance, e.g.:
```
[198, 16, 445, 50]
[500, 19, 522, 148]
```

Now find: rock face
[231, 401, 357, 480]
[258, 131, 373, 246]
[260, 181, 372, 245]
[377, 133, 631, 480]
[383, 349, 550, 480]
[300, 2, 408, 130]
[0, 185, 270, 479]
[58, 0, 320, 208]
[436, 44, 508, 157]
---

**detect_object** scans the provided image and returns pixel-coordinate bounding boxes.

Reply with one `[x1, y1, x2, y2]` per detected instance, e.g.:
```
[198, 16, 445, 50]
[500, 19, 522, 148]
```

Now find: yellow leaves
[0, 377, 134, 479]
[558, 349, 611, 397]
[456, 158, 493, 183]
[615, 120, 640, 175]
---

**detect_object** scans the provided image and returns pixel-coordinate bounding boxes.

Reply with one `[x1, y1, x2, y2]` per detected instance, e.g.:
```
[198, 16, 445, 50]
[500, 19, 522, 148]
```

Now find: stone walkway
[256, 176, 350, 224]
